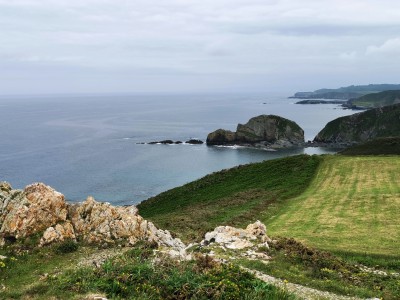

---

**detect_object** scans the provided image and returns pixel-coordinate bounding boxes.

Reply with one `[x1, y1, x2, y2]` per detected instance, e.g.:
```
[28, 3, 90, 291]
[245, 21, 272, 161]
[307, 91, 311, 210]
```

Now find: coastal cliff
[206, 115, 304, 149]
[314, 103, 400, 144]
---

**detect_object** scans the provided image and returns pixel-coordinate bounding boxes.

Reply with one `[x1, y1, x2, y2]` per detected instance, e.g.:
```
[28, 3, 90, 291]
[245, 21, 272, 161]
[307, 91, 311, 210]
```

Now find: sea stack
[206, 115, 305, 149]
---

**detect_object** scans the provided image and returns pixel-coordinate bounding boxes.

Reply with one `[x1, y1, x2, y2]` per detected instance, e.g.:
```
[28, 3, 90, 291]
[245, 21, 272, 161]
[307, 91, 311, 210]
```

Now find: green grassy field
[139, 155, 400, 256]
[138, 154, 400, 299]
[138, 155, 322, 241]
[266, 155, 400, 256]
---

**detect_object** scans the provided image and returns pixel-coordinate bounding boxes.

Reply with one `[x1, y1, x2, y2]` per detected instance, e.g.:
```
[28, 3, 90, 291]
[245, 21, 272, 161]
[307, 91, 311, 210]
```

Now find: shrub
[55, 240, 79, 254]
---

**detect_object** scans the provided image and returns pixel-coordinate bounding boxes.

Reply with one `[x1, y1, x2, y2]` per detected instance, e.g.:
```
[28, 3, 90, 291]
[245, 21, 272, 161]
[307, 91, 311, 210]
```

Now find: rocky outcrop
[206, 129, 236, 145]
[0, 182, 185, 253]
[314, 104, 400, 145]
[201, 220, 271, 250]
[206, 115, 304, 149]
[0, 182, 68, 239]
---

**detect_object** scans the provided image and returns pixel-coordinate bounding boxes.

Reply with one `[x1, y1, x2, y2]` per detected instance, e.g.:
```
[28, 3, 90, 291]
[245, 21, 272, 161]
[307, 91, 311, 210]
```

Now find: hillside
[138, 154, 400, 299]
[344, 90, 400, 109]
[2, 154, 400, 299]
[313, 103, 400, 144]
[138, 155, 321, 241]
[138, 155, 400, 256]
[339, 137, 400, 155]
[290, 83, 400, 99]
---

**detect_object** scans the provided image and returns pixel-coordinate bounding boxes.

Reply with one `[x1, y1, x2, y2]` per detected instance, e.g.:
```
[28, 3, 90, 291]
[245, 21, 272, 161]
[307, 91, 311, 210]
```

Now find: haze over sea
[0, 93, 354, 205]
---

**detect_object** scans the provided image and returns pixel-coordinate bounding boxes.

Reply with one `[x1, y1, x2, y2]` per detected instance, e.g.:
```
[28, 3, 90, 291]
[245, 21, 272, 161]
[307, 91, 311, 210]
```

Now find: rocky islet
[206, 114, 305, 149]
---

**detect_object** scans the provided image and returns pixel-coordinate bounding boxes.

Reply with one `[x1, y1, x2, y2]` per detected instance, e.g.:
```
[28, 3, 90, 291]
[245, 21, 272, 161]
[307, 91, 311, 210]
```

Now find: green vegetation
[138, 155, 322, 241]
[140, 155, 400, 255]
[0, 242, 295, 300]
[138, 154, 400, 298]
[240, 238, 400, 299]
[314, 103, 400, 143]
[2, 152, 400, 299]
[263, 156, 400, 256]
[347, 90, 400, 108]
[339, 137, 400, 155]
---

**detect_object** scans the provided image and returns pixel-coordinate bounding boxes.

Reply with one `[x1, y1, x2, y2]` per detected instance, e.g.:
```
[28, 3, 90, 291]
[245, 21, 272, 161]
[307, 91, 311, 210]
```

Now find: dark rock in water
[145, 139, 202, 145]
[185, 139, 204, 144]
[206, 129, 237, 145]
[206, 115, 304, 149]
[314, 103, 400, 145]
[148, 140, 174, 144]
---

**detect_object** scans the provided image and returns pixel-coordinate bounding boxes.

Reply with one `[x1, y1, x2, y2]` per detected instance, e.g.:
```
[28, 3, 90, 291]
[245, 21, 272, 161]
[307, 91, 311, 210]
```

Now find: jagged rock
[206, 115, 304, 148]
[68, 196, 141, 244]
[40, 221, 76, 246]
[202, 220, 270, 250]
[0, 182, 186, 254]
[0, 183, 68, 239]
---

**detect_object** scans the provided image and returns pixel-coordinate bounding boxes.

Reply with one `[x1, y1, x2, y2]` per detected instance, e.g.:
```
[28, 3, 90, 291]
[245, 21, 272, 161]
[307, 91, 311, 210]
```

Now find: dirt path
[245, 268, 364, 300]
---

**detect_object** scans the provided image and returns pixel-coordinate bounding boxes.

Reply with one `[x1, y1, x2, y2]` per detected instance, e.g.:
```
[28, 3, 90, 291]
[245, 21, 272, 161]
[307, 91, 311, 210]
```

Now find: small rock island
[206, 115, 305, 149]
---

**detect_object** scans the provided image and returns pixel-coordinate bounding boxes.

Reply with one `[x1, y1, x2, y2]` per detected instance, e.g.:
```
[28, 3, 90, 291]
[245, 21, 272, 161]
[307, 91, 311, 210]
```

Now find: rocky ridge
[206, 115, 305, 149]
[0, 182, 185, 256]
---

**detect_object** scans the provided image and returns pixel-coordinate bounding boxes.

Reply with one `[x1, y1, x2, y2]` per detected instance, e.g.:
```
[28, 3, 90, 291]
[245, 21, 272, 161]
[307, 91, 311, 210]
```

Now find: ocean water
[0, 93, 355, 205]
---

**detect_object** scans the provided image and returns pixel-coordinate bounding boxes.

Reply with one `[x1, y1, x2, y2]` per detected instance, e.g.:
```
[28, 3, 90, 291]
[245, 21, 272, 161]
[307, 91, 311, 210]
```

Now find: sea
[0, 93, 355, 205]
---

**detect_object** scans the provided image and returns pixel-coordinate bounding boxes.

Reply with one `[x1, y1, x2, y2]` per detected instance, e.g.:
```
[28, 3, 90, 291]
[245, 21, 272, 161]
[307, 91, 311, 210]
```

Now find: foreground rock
[202, 220, 271, 250]
[206, 115, 304, 149]
[0, 182, 185, 255]
[314, 103, 400, 145]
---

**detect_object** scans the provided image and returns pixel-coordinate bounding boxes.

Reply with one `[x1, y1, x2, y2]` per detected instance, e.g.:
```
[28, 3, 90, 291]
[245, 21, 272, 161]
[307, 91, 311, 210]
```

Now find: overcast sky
[1, 0, 400, 95]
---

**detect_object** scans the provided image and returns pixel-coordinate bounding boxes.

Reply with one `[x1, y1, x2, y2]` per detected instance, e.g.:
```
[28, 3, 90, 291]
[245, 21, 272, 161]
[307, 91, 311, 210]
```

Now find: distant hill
[290, 84, 400, 100]
[314, 103, 400, 144]
[344, 90, 400, 109]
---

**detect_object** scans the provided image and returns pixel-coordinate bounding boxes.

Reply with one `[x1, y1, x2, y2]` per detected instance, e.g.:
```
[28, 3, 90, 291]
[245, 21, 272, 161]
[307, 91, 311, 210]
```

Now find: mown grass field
[266, 155, 400, 256]
[138, 155, 322, 241]
[139, 154, 400, 256]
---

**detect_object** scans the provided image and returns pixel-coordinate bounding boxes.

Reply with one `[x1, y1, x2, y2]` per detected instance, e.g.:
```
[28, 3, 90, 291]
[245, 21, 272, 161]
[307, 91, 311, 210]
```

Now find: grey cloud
[1, 0, 400, 94]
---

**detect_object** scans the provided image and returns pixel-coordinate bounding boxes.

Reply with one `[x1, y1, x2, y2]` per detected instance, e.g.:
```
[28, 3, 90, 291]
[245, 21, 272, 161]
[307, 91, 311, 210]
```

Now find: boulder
[206, 115, 304, 148]
[40, 221, 76, 246]
[202, 220, 271, 250]
[0, 183, 68, 239]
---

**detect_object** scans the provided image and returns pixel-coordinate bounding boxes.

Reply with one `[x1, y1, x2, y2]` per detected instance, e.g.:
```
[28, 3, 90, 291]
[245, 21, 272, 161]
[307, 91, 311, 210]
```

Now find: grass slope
[138, 155, 322, 241]
[265, 156, 400, 256]
[0, 242, 295, 300]
[139, 155, 400, 257]
[349, 90, 400, 108]
[339, 137, 400, 155]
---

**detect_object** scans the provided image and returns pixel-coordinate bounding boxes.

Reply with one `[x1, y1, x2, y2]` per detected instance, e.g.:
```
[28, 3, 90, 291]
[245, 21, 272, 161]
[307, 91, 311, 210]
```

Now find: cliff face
[314, 104, 400, 144]
[206, 115, 304, 148]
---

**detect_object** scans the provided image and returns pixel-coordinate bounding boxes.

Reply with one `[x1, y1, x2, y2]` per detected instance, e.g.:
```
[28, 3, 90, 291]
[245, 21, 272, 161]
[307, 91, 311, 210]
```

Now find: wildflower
[0, 261, 5, 268]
